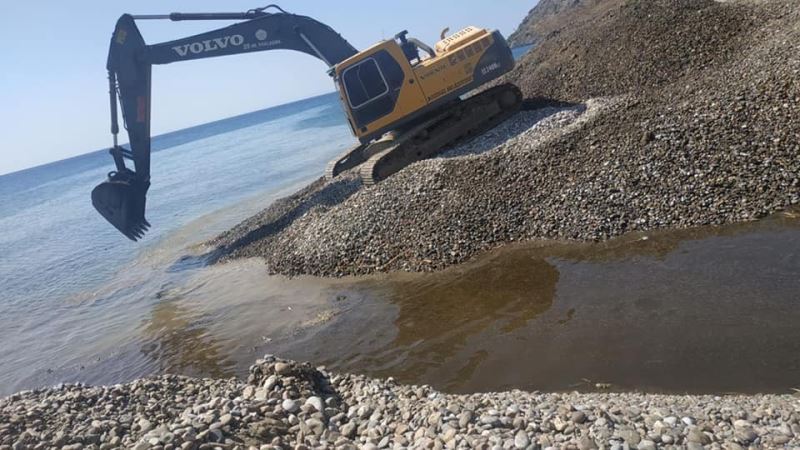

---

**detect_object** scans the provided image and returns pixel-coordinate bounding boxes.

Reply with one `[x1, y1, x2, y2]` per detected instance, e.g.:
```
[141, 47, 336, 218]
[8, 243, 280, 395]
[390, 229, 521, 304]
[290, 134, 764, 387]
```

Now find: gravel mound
[213, 0, 799, 277]
[3, 356, 798, 449]
[506, 0, 593, 48]
[504, 0, 764, 102]
[213, 103, 598, 276]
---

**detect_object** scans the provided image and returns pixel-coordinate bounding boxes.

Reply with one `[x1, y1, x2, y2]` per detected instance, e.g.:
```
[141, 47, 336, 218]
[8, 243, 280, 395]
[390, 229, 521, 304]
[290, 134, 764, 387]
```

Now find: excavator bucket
[91, 176, 150, 241]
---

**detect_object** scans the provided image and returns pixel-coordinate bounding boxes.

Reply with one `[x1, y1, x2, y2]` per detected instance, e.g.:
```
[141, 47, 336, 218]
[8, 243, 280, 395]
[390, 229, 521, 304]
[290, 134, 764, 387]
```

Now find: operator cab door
[341, 50, 405, 133]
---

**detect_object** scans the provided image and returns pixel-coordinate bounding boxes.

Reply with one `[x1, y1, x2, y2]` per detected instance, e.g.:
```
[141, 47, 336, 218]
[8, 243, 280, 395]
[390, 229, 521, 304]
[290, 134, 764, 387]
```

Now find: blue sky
[0, 1, 534, 175]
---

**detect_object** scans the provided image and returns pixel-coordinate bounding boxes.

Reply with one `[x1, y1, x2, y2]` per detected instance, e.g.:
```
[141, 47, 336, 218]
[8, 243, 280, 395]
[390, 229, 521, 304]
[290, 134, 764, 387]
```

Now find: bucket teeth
[91, 173, 150, 241]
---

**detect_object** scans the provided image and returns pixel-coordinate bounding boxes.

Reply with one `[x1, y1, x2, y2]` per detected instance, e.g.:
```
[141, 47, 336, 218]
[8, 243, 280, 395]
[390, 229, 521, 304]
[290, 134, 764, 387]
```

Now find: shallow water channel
[278, 210, 800, 394]
[7, 209, 800, 396]
[124, 210, 800, 394]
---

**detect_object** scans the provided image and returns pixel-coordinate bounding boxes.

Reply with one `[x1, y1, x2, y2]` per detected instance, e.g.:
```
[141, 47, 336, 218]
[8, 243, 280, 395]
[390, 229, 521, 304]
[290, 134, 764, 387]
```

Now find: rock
[514, 430, 530, 449]
[340, 422, 356, 439]
[139, 419, 154, 433]
[305, 418, 325, 436]
[619, 428, 641, 446]
[687, 428, 711, 445]
[735, 428, 758, 443]
[458, 411, 473, 428]
[637, 440, 656, 450]
[242, 386, 255, 399]
[578, 436, 598, 450]
[254, 388, 268, 401]
[305, 396, 324, 413]
[773, 435, 791, 445]
[282, 399, 300, 413]
[263, 375, 278, 391]
[479, 415, 501, 427]
[571, 411, 587, 424]
[274, 362, 291, 375]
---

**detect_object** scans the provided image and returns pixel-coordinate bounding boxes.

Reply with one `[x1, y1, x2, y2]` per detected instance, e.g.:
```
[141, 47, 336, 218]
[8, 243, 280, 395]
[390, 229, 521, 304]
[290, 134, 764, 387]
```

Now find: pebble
[305, 396, 324, 413]
[514, 430, 530, 449]
[281, 398, 299, 413]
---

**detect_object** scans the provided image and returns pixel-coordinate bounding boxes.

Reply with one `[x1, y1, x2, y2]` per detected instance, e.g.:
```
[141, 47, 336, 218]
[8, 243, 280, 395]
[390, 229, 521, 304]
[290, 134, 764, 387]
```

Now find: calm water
[2, 49, 799, 396]
[0, 92, 356, 394]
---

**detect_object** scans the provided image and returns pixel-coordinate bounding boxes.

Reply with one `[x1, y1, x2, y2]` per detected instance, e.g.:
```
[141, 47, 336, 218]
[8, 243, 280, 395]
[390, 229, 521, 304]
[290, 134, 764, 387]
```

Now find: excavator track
[324, 143, 368, 179]
[324, 134, 402, 179]
[359, 83, 523, 186]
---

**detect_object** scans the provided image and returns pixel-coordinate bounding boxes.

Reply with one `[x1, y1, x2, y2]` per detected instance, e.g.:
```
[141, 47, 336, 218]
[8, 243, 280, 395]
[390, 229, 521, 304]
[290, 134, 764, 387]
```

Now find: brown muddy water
[4, 208, 800, 396]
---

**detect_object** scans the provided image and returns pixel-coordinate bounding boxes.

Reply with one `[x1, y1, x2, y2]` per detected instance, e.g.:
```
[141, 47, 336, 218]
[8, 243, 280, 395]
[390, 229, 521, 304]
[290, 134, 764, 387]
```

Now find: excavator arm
[93, 5, 357, 240]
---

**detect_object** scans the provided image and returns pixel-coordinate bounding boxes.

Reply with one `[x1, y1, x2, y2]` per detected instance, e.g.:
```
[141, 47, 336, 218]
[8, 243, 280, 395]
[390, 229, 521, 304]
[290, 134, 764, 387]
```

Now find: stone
[274, 363, 292, 375]
[571, 411, 587, 424]
[514, 430, 530, 449]
[687, 429, 711, 445]
[263, 375, 278, 391]
[637, 440, 656, 450]
[139, 419, 154, 433]
[578, 436, 597, 450]
[242, 386, 255, 399]
[305, 396, 324, 413]
[458, 411, 473, 428]
[340, 422, 356, 439]
[282, 399, 300, 413]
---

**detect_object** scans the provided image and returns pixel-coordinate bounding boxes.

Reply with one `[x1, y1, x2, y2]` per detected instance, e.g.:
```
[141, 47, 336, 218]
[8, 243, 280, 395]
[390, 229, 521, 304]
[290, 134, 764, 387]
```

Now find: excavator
[92, 5, 522, 240]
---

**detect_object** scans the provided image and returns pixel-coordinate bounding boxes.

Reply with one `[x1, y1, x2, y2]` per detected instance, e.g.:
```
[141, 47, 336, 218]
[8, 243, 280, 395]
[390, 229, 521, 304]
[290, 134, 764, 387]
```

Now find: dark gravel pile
[504, 0, 764, 102]
[506, 0, 592, 48]
[3, 356, 798, 449]
[213, 0, 799, 277]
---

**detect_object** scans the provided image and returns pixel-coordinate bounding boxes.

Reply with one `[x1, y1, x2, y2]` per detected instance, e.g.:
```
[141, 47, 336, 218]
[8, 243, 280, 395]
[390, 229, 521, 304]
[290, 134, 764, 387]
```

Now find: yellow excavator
[92, 5, 521, 240]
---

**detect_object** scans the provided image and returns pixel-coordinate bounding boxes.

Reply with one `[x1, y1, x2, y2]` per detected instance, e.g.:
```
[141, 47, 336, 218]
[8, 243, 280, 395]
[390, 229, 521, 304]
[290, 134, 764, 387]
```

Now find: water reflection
[140, 297, 235, 379]
[285, 254, 559, 392]
[282, 210, 800, 394]
[388, 255, 558, 390]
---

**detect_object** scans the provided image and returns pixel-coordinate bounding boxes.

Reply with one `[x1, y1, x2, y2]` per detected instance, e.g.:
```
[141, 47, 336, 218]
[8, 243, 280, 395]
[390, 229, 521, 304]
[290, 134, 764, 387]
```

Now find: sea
[0, 92, 360, 394]
[2, 44, 799, 396]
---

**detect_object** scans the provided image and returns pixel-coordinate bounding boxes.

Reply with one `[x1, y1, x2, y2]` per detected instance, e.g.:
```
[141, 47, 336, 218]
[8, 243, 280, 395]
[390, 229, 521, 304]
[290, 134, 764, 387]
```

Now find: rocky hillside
[506, 0, 592, 47]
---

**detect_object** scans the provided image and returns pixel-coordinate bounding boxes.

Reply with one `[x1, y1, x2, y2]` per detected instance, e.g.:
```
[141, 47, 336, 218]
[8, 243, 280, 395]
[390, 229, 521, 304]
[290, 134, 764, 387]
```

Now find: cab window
[342, 58, 388, 109]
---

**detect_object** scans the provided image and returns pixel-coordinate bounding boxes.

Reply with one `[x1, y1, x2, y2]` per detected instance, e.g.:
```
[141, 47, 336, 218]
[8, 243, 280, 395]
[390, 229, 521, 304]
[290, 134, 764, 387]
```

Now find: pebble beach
[4, 0, 800, 449]
[3, 357, 798, 450]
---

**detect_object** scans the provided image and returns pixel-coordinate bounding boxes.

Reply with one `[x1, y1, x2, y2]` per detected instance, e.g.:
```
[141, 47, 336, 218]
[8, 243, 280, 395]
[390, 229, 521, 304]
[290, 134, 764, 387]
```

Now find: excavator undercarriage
[327, 83, 522, 185]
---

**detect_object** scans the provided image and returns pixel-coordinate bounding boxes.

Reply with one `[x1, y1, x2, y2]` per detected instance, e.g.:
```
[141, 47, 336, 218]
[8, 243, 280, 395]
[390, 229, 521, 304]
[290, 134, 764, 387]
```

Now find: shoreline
[2, 356, 798, 449]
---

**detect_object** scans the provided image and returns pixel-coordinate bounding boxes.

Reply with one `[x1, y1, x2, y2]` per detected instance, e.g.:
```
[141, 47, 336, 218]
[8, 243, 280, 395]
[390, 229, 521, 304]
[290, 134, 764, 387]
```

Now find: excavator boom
[93, 5, 357, 240]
